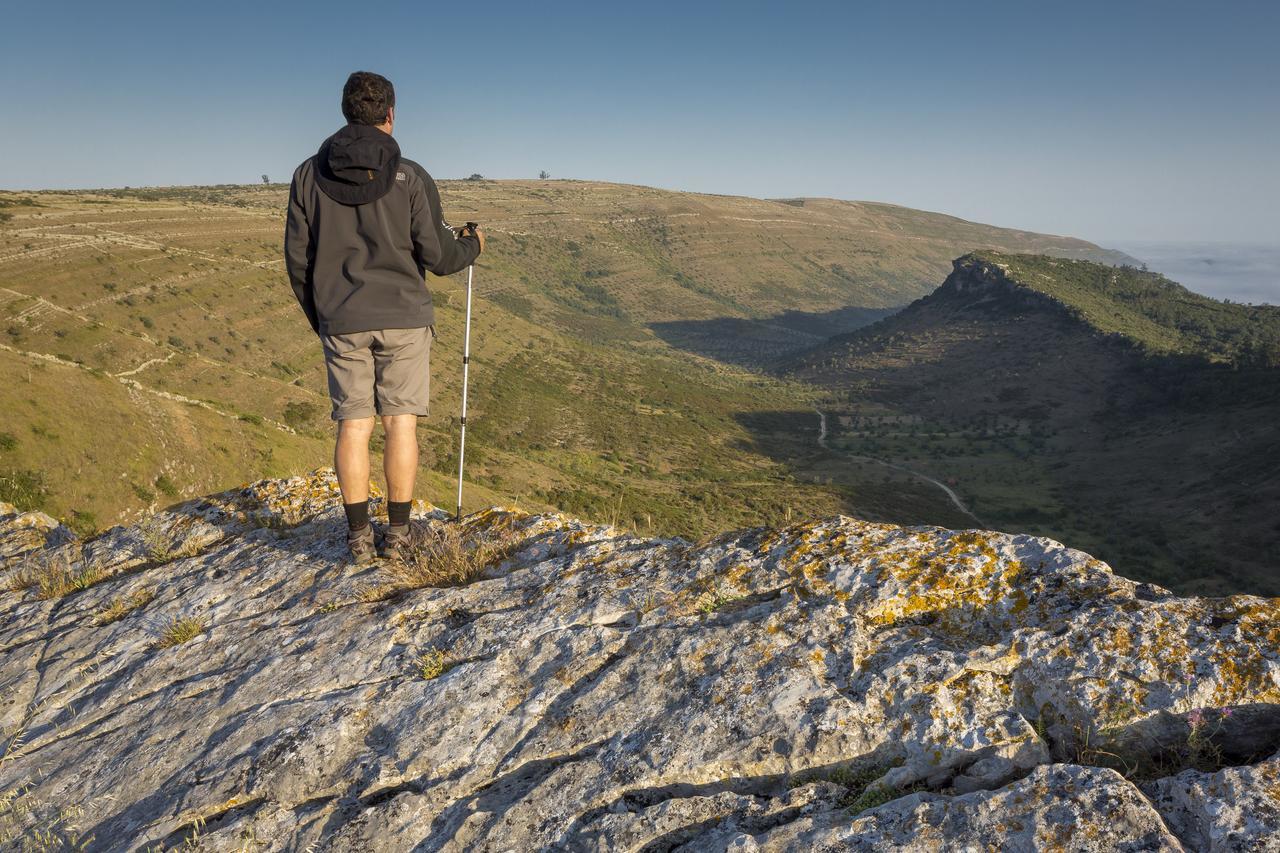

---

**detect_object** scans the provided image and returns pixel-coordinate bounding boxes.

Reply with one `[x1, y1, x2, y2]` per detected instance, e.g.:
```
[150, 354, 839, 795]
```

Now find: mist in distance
[1116, 242, 1280, 306]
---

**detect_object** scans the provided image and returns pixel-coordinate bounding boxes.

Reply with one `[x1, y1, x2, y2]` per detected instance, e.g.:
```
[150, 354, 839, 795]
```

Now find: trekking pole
[455, 225, 478, 521]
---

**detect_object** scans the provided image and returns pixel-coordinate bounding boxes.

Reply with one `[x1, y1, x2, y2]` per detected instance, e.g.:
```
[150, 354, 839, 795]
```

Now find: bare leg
[382, 414, 419, 503]
[334, 417, 376, 504]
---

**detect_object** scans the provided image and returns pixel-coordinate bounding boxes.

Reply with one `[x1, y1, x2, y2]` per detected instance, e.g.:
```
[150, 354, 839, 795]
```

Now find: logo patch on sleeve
[396, 171, 406, 181]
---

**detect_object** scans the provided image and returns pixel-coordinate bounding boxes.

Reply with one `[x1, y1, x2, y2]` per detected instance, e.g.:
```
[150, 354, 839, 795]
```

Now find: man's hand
[454, 223, 485, 254]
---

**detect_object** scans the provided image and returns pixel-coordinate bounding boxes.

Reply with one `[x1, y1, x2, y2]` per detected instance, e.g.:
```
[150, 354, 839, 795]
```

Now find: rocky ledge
[1, 471, 1277, 851]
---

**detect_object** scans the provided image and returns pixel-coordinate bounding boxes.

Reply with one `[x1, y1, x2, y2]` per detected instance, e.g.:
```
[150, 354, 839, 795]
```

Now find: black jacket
[284, 124, 480, 335]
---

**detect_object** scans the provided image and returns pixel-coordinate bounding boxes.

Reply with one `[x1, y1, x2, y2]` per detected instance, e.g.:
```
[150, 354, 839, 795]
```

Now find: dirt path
[813, 407, 983, 525]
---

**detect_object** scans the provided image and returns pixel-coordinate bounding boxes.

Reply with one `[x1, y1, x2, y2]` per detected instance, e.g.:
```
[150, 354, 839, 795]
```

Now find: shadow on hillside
[730, 408, 978, 531]
[649, 304, 902, 369]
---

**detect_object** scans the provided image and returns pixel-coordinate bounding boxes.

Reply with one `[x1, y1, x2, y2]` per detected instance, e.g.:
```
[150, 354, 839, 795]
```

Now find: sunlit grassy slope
[0, 181, 1131, 540]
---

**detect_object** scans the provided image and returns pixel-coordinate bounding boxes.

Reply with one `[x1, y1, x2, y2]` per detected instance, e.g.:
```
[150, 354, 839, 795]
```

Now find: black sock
[343, 500, 370, 531]
[388, 500, 412, 527]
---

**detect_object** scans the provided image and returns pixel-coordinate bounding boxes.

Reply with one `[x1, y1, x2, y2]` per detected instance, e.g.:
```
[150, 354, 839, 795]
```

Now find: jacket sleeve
[408, 164, 481, 277]
[284, 171, 320, 334]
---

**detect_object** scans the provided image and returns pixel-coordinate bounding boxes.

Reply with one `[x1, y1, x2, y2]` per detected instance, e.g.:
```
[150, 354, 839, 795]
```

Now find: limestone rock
[0, 500, 74, 568]
[1142, 749, 1280, 851]
[0, 469, 1277, 851]
[762, 764, 1189, 850]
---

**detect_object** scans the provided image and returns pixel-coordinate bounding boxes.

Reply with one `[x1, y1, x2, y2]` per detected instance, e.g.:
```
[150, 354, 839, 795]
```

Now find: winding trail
[813, 407, 983, 525]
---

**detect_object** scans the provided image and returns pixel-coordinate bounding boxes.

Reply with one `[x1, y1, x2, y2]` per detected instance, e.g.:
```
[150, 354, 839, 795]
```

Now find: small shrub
[238, 413, 264, 426]
[847, 782, 923, 813]
[282, 401, 319, 429]
[0, 432, 16, 452]
[417, 647, 451, 680]
[155, 615, 206, 649]
[154, 474, 178, 498]
[69, 510, 97, 538]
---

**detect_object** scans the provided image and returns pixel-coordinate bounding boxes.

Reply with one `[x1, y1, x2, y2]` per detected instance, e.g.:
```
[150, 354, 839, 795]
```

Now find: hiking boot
[346, 524, 376, 565]
[381, 522, 414, 564]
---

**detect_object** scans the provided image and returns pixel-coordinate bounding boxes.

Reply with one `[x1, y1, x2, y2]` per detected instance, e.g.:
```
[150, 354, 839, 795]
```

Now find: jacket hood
[314, 124, 402, 206]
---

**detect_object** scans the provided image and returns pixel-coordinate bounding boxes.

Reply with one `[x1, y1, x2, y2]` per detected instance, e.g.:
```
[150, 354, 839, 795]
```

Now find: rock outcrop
[1, 471, 1277, 851]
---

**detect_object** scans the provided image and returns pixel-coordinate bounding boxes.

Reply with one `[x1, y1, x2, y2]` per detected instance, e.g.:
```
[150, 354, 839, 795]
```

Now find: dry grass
[0, 782, 91, 850]
[5, 551, 105, 600]
[362, 519, 525, 601]
[95, 588, 156, 626]
[137, 519, 205, 564]
[154, 615, 207, 649]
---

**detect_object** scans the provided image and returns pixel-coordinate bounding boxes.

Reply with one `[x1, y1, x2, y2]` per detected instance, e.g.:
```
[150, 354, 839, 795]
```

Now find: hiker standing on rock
[284, 71, 484, 564]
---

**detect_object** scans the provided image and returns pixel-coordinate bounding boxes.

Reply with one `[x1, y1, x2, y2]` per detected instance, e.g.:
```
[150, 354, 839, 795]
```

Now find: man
[284, 71, 483, 564]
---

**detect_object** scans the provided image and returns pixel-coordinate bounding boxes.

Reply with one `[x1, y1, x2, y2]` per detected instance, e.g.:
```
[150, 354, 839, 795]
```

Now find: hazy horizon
[1114, 240, 1280, 306]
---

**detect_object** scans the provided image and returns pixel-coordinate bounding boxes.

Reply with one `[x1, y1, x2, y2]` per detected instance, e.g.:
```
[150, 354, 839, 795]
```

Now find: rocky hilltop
[1, 471, 1278, 851]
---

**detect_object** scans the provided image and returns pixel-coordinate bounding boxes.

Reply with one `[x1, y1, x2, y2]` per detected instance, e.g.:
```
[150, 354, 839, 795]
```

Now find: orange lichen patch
[864, 548, 1028, 636]
[1108, 625, 1134, 656]
[723, 562, 754, 591]
[810, 649, 826, 664]
[1210, 646, 1280, 707]
[1208, 597, 1280, 646]
[688, 645, 714, 673]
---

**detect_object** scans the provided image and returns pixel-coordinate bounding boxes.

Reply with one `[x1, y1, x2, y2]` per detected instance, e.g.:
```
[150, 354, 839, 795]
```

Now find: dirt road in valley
[813, 407, 984, 525]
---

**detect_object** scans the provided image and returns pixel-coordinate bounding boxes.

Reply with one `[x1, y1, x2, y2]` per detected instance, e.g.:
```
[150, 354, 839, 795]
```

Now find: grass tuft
[154, 615, 207, 649]
[6, 551, 105, 600]
[378, 519, 525, 595]
[137, 519, 205, 565]
[96, 588, 156, 626]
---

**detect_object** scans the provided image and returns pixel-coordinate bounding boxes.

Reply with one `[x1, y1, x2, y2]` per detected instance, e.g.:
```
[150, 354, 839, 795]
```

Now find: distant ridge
[940, 252, 1280, 364]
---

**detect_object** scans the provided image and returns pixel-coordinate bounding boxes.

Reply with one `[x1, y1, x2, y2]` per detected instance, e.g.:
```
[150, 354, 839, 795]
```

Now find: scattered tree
[467, 173, 484, 181]
[261, 174, 269, 185]
[539, 170, 550, 180]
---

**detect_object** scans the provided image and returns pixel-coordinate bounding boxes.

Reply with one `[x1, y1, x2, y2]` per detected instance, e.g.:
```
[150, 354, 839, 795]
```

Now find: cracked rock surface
[1, 470, 1277, 851]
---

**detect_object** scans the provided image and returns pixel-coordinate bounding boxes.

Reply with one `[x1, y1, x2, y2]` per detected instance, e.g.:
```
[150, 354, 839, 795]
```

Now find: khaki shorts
[320, 326, 433, 420]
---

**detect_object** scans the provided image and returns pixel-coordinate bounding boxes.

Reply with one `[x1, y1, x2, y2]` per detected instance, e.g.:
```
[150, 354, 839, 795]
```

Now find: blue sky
[2, 0, 1277, 246]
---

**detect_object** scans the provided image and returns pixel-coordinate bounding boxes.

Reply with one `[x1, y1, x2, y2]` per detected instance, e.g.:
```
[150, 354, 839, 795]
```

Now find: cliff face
[938, 253, 1099, 322]
[1, 471, 1278, 851]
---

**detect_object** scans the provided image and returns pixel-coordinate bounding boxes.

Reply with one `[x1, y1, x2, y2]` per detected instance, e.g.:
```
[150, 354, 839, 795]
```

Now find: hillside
[948, 252, 1280, 364]
[0, 182, 1131, 545]
[1, 472, 1277, 850]
[786, 253, 1280, 595]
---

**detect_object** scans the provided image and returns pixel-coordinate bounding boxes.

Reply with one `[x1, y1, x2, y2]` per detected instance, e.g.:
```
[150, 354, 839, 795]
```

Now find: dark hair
[341, 71, 395, 126]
